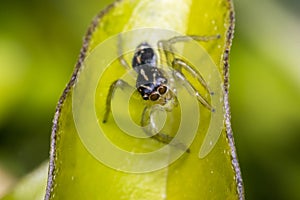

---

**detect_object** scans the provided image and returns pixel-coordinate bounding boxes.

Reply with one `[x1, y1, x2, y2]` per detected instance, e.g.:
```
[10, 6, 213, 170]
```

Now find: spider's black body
[132, 43, 168, 101]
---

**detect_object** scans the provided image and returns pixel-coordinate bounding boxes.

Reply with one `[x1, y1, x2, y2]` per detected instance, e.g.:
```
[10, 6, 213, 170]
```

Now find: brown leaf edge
[44, 0, 245, 199]
[44, 1, 122, 199]
[223, 1, 245, 199]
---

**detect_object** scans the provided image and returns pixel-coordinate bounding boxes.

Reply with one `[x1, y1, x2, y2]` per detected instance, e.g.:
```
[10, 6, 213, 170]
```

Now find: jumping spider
[102, 34, 220, 152]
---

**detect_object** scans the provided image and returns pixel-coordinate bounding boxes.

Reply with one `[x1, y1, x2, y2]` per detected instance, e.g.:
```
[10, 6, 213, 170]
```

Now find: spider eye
[158, 85, 168, 95]
[149, 93, 160, 101]
[142, 94, 149, 100]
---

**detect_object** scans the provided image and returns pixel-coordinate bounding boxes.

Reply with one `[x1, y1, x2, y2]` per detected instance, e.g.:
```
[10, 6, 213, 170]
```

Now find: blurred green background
[0, 0, 299, 199]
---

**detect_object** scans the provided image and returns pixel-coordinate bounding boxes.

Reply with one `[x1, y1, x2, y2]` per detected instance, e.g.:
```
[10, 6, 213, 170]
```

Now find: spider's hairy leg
[157, 34, 220, 67]
[103, 79, 133, 123]
[141, 106, 190, 153]
[167, 34, 220, 44]
[157, 34, 219, 111]
[173, 70, 214, 111]
[117, 34, 131, 70]
[157, 40, 175, 67]
[172, 58, 209, 93]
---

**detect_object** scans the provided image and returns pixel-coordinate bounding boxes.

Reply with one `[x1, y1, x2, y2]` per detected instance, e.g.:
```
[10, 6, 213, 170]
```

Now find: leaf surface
[1, 162, 48, 200]
[45, 0, 244, 199]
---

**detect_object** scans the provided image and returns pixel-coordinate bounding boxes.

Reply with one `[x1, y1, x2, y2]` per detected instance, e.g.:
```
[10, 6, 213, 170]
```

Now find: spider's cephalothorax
[132, 43, 168, 101]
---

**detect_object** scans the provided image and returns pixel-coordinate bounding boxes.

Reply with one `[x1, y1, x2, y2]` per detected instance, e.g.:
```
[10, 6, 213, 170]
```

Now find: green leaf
[1, 162, 48, 200]
[45, 0, 244, 199]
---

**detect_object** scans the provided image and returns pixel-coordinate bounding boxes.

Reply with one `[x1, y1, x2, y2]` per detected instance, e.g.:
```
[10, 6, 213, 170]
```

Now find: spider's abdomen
[132, 42, 157, 70]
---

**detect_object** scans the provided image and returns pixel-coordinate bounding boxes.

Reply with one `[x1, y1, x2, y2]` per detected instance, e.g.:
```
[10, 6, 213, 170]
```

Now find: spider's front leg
[102, 79, 134, 123]
[157, 34, 220, 67]
[117, 34, 131, 70]
[158, 34, 219, 111]
[172, 58, 208, 92]
[173, 70, 213, 111]
[141, 106, 190, 153]
[172, 58, 215, 111]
